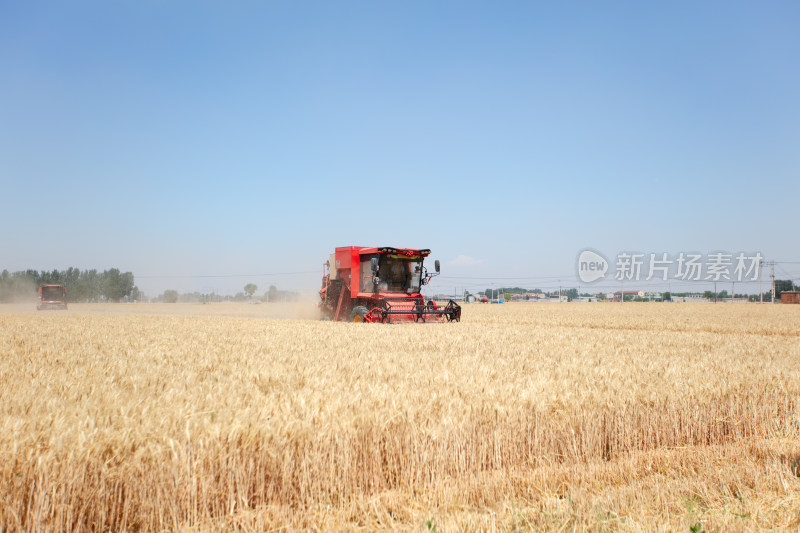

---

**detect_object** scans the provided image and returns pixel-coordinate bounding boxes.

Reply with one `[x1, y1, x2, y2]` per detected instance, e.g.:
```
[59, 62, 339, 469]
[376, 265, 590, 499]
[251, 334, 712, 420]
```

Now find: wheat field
[1, 302, 798, 531]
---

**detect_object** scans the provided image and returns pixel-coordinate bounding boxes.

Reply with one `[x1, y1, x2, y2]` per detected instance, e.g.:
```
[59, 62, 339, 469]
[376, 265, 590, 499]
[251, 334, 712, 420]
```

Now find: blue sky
[2, 1, 799, 296]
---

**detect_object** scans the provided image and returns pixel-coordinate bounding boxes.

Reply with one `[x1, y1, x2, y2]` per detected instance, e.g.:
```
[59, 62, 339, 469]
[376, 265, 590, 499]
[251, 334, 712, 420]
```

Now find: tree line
[0, 268, 138, 303]
[154, 284, 299, 303]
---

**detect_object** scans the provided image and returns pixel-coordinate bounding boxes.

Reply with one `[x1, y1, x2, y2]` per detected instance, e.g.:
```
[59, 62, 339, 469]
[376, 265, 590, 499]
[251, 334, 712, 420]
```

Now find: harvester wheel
[350, 306, 369, 323]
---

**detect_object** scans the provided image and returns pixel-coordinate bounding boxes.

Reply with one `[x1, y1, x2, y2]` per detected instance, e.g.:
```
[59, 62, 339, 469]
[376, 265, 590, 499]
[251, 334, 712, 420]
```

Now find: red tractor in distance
[320, 246, 461, 323]
[37, 284, 68, 310]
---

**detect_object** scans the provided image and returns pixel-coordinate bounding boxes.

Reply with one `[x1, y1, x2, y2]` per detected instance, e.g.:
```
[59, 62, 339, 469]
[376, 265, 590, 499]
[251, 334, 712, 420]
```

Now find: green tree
[775, 280, 793, 298]
[563, 288, 578, 301]
[244, 283, 258, 299]
[103, 268, 135, 302]
[162, 290, 179, 303]
[78, 269, 101, 302]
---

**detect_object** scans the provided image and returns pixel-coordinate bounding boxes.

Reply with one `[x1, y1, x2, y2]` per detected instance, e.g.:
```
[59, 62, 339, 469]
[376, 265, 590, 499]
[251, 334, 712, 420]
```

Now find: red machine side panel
[334, 247, 353, 270]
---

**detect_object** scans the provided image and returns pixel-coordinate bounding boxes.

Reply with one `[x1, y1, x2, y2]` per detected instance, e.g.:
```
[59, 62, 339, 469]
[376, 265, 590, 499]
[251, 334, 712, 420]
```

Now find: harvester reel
[444, 300, 461, 322]
[364, 307, 386, 323]
[413, 299, 425, 323]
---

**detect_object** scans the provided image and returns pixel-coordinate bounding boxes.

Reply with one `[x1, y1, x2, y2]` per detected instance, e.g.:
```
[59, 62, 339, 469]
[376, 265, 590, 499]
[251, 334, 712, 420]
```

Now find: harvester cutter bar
[380, 298, 461, 322]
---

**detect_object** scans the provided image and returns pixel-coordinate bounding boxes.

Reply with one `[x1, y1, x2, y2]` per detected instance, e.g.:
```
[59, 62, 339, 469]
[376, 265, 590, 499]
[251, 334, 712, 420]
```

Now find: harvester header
[319, 246, 460, 323]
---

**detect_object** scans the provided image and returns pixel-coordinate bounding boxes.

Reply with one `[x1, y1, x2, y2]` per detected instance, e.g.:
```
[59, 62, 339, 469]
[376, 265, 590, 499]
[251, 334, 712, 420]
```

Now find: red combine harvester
[37, 284, 68, 310]
[320, 246, 461, 323]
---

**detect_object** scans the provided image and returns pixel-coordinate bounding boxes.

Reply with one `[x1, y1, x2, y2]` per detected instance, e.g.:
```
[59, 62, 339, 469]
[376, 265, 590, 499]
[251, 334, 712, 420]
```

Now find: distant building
[671, 294, 709, 303]
[781, 291, 800, 304]
[722, 297, 749, 303]
[612, 290, 641, 302]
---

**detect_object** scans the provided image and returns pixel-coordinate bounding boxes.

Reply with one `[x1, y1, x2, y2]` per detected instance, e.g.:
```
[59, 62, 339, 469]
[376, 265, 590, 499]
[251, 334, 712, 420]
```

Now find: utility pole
[759, 260, 763, 303]
[770, 261, 775, 304]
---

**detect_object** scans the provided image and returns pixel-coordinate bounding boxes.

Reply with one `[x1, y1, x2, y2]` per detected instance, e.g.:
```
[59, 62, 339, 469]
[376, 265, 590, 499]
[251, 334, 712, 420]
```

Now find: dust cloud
[0, 277, 37, 309]
[41, 300, 323, 320]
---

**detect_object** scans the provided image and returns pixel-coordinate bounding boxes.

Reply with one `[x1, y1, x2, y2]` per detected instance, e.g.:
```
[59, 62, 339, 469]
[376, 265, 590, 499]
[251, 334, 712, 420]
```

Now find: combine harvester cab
[37, 284, 68, 310]
[319, 246, 461, 323]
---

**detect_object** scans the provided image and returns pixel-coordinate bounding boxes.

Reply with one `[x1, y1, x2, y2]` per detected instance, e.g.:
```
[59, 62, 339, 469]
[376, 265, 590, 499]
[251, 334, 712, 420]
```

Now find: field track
[1, 302, 798, 531]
